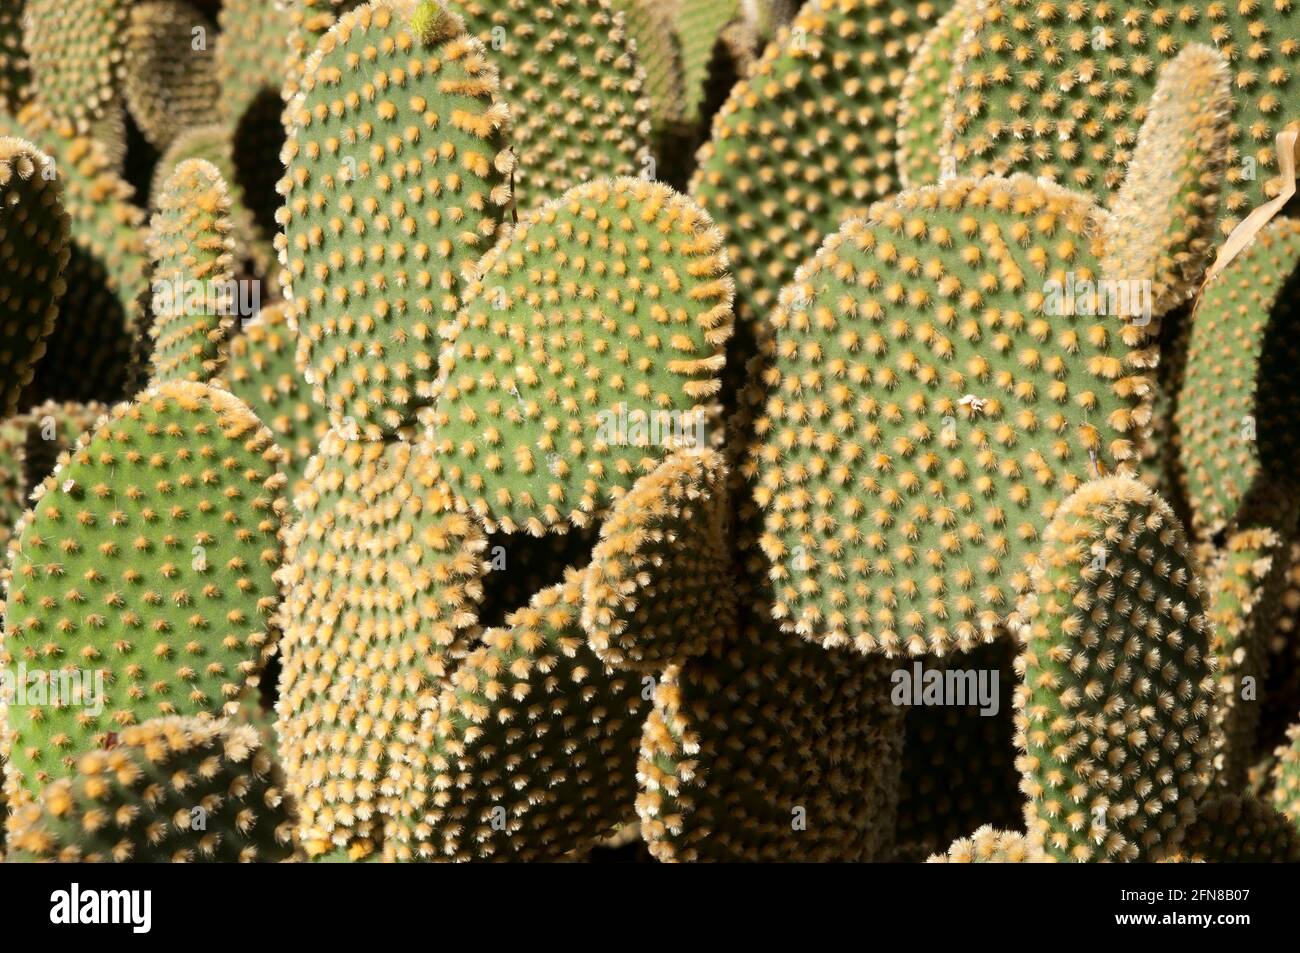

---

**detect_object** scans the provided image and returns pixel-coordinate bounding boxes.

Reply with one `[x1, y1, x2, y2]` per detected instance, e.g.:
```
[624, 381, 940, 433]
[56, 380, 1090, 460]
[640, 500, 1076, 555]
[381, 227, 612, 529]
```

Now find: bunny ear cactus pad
[752, 176, 1153, 657]
[448, 0, 652, 210]
[147, 158, 238, 385]
[582, 448, 735, 671]
[636, 610, 904, 862]
[1, 381, 286, 795]
[689, 0, 947, 345]
[674, 0, 742, 128]
[217, 0, 296, 129]
[276, 0, 515, 439]
[4, 716, 298, 862]
[896, 0, 975, 189]
[122, 1, 221, 152]
[389, 567, 646, 861]
[0, 137, 71, 417]
[23, 0, 129, 128]
[431, 177, 734, 535]
[945, 0, 1300, 237]
[274, 431, 487, 857]
[223, 304, 332, 495]
[1172, 218, 1300, 539]
[1012, 477, 1217, 862]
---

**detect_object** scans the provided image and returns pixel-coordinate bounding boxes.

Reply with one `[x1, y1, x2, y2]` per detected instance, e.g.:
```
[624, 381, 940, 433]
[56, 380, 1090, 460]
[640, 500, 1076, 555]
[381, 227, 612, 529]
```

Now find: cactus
[448, 0, 653, 210]
[1012, 477, 1217, 862]
[122, 1, 221, 152]
[222, 304, 331, 496]
[1172, 217, 1300, 539]
[23, 0, 129, 129]
[3, 103, 149, 404]
[752, 175, 1152, 657]
[146, 159, 238, 385]
[896, 0, 974, 189]
[475, 525, 597, 629]
[284, 1, 366, 111]
[273, 430, 487, 857]
[944, 0, 1300, 238]
[582, 449, 735, 671]
[3, 716, 299, 862]
[390, 567, 648, 860]
[1273, 720, 1300, 834]
[0, 2, 30, 116]
[927, 825, 1045, 863]
[276, 0, 515, 439]
[609, 0, 690, 166]
[1, 381, 286, 795]
[1263, 543, 1300, 751]
[1168, 793, 1300, 863]
[0, 137, 71, 417]
[217, 0, 295, 131]
[430, 176, 734, 534]
[690, 0, 946, 367]
[673, 0, 742, 130]
[636, 609, 904, 861]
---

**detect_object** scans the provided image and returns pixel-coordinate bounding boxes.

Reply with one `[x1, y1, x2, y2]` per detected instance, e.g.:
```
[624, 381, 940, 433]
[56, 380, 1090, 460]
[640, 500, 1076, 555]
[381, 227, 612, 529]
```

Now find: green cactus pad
[582, 448, 734, 671]
[23, 0, 129, 128]
[1263, 542, 1300, 751]
[431, 177, 734, 535]
[945, 0, 1300, 238]
[1012, 476, 1216, 862]
[122, 1, 221, 152]
[0, 137, 71, 417]
[277, 0, 515, 438]
[217, 0, 295, 131]
[274, 431, 487, 857]
[926, 825, 1045, 862]
[690, 0, 946, 343]
[896, 0, 973, 189]
[5, 103, 149, 404]
[3, 716, 298, 862]
[389, 566, 647, 860]
[1173, 218, 1300, 538]
[610, 0, 689, 160]
[449, 0, 653, 209]
[636, 610, 904, 861]
[673, 0, 741, 129]
[1169, 793, 1300, 863]
[222, 303, 332, 496]
[753, 176, 1153, 657]
[147, 158, 238, 384]
[0, 3, 30, 115]
[285, 1, 366, 109]
[1, 381, 286, 795]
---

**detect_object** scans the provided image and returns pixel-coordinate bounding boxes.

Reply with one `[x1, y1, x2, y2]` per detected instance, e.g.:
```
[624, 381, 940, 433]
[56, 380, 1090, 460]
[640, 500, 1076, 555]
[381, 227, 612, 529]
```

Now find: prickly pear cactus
[430, 177, 734, 534]
[1, 381, 286, 795]
[927, 825, 1045, 863]
[3, 716, 299, 862]
[1012, 477, 1217, 862]
[896, 0, 974, 189]
[0, 137, 71, 416]
[276, 0, 514, 438]
[0, 3, 29, 115]
[122, 1, 221, 152]
[23, 0, 129, 128]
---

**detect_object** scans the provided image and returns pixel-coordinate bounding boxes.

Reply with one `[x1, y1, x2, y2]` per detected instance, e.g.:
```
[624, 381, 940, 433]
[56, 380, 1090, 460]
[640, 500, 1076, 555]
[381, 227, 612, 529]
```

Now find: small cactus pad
[0, 137, 71, 416]
[122, 1, 221, 152]
[1173, 218, 1300, 538]
[896, 0, 973, 189]
[636, 611, 904, 862]
[945, 0, 1300, 237]
[222, 303, 332, 494]
[1012, 477, 1216, 862]
[753, 176, 1152, 657]
[1101, 45, 1231, 323]
[690, 0, 946, 335]
[389, 567, 647, 860]
[23, 0, 129, 127]
[926, 825, 1045, 863]
[274, 431, 487, 857]
[2, 381, 286, 795]
[582, 448, 735, 671]
[431, 177, 734, 534]
[449, 0, 653, 209]
[277, 0, 514, 438]
[1171, 793, 1300, 863]
[3, 716, 298, 862]
[5, 103, 148, 404]
[147, 158, 238, 384]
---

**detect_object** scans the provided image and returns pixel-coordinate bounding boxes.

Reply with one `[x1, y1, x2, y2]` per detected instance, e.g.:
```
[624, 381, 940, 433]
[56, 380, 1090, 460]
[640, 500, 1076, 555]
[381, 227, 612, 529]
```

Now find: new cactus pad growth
[277, 0, 514, 438]
[3, 716, 298, 862]
[1, 381, 286, 795]
[1012, 477, 1217, 862]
